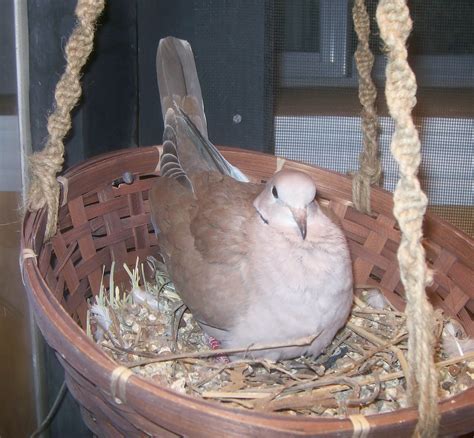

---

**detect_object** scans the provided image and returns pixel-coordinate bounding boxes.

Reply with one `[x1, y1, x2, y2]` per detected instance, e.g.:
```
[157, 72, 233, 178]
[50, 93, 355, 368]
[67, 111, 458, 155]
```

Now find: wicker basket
[22, 146, 474, 437]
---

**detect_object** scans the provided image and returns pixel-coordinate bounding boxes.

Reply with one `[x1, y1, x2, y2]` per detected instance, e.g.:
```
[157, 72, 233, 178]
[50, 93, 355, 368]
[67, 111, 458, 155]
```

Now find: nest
[88, 257, 474, 418]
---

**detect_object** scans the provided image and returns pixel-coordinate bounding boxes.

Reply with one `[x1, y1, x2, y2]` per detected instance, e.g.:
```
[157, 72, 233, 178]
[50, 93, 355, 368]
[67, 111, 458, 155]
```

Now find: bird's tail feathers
[177, 108, 249, 182]
[157, 36, 248, 183]
[156, 37, 207, 138]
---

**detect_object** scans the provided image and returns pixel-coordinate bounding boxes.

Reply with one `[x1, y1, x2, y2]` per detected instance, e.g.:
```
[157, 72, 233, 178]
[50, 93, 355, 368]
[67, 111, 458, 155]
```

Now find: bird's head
[253, 170, 318, 240]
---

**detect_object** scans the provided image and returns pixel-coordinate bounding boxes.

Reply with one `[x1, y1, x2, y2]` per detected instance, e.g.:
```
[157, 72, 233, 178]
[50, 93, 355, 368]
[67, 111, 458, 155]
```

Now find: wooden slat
[68, 197, 103, 295]
[51, 233, 80, 295]
[128, 191, 149, 252]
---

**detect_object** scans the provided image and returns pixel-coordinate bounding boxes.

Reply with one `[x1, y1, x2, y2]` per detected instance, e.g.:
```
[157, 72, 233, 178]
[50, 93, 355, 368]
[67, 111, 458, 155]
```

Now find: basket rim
[22, 146, 474, 435]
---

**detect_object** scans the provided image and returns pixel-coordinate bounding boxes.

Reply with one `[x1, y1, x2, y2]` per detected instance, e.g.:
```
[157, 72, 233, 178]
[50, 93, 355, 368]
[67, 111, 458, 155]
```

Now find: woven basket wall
[22, 146, 474, 437]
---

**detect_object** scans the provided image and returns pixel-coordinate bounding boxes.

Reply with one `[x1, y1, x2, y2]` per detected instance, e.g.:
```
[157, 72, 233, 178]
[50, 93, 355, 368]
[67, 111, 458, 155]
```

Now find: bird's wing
[190, 172, 261, 264]
[150, 172, 260, 333]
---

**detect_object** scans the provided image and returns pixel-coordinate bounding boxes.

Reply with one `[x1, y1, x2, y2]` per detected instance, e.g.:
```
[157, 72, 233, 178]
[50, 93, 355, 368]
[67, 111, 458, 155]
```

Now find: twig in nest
[343, 339, 367, 356]
[243, 359, 307, 382]
[108, 307, 125, 347]
[352, 313, 394, 328]
[125, 332, 321, 368]
[254, 376, 360, 412]
[347, 321, 410, 382]
[281, 375, 360, 397]
[325, 332, 407, 379]
[346, 374, 381, 407]
[260, 393, 338, 412]
[103, 343, 158, 358]
[133, 325, 142, 347]
[347, 321, 391, 346]
[194, 362, 234, 388]
[299, 357, 325, 376]
[352, 308, 404, 317]
[171, 303, 187, 351]
[158, 280, 172, 296]
[101, 327, 129, 352]
[179, 358, 224, 369]
[389, 345, 410, 384]
[198, 359, 298, 389]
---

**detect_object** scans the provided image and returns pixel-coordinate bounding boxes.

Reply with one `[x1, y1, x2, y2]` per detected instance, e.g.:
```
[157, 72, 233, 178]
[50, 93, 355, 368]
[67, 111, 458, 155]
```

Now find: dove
[150, 37, 353, 361]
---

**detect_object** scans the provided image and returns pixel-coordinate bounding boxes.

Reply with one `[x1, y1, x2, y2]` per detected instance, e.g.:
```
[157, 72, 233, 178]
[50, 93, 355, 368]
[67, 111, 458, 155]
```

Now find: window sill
[276, 87, 474, 119]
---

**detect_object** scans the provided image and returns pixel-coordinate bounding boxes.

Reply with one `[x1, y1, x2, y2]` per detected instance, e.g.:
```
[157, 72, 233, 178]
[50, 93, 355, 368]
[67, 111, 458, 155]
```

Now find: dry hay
[87, 257, 474, 417]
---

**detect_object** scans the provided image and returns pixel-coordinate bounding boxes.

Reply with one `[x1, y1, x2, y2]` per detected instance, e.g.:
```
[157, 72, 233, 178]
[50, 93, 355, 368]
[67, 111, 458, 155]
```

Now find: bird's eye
[272, 186, 279, 199]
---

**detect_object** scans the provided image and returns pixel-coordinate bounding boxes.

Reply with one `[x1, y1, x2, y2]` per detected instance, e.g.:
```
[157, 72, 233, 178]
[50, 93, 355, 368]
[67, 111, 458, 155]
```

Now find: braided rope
[352, 0, 381, 214]
[26, 0, 105, 239]
[376, 1, 439, 436]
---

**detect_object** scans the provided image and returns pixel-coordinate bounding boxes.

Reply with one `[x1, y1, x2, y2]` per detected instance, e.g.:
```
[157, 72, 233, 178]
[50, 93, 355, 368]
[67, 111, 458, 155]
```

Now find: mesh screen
[273, 0, 474, 236]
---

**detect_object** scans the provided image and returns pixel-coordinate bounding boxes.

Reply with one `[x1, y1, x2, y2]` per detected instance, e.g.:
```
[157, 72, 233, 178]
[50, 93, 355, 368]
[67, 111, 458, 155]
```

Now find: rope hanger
[352, 0, 382, 215]
[353, 0, 439, 435]
[25, 0, 105, 240]
[376, 1, 438, 435]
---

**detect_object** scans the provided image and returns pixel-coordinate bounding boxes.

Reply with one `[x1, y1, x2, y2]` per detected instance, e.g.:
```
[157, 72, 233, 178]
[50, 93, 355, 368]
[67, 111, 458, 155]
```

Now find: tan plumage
[150, 37, 353, 360]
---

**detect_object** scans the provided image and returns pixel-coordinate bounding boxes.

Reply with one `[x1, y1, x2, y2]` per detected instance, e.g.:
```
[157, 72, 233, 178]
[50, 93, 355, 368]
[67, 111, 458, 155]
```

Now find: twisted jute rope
[351, 0, 382, 214]
[25, 0, 105, 240]
[376, 1, 439, 437]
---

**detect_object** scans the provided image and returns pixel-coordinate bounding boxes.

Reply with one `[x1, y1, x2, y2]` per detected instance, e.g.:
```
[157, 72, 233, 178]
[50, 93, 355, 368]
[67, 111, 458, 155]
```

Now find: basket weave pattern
[22, 147, 474, 437]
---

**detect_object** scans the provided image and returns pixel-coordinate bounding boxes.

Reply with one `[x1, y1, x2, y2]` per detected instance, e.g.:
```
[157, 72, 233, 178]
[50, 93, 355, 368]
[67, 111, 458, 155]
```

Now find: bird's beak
[291, 208, 307, 240]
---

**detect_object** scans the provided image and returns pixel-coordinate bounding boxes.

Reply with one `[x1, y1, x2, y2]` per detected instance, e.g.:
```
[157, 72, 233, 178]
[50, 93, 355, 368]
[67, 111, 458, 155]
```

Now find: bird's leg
[204, 334, 230, 363]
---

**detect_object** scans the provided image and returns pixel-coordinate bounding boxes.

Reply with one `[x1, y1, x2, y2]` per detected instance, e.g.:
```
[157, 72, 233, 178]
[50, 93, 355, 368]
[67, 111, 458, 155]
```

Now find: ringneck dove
[150, 37, 353, 361]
